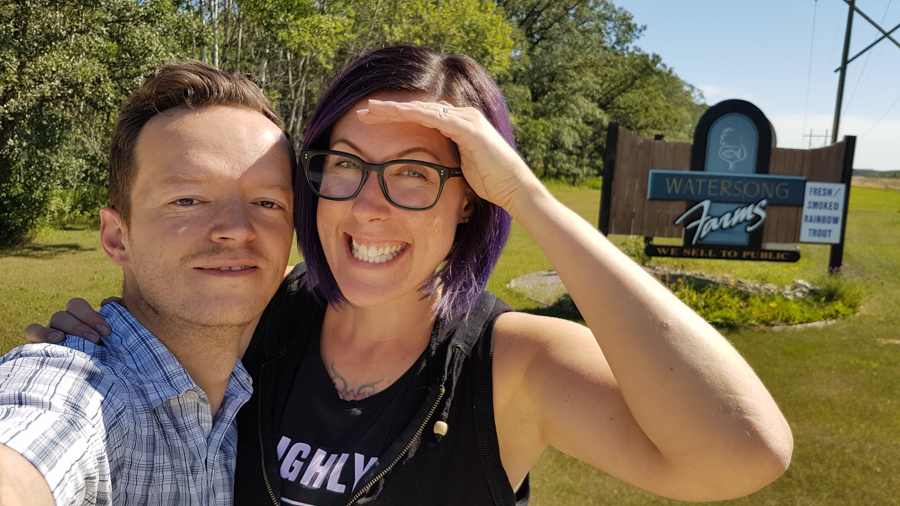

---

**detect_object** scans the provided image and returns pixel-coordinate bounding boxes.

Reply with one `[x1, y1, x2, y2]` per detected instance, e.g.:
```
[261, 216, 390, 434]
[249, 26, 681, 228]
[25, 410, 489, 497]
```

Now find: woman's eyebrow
[329, 138, 364, 155]
[330, 138, 444, 162]
[394, 147, 443, 161]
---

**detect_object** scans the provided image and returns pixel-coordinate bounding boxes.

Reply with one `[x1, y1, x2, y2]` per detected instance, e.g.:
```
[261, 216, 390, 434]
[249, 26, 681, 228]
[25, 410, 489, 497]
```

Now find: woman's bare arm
[360, 99, 793, 501]
[496, 172, 791, 501]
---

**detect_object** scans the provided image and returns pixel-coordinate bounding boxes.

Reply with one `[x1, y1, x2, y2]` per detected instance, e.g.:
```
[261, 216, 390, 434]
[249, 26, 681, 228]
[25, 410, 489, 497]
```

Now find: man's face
[101, 106, 294, 332]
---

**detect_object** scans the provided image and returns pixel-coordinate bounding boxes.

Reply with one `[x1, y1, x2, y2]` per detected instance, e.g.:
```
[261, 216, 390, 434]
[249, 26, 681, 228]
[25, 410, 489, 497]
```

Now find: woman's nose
[351, 171, 392, 219]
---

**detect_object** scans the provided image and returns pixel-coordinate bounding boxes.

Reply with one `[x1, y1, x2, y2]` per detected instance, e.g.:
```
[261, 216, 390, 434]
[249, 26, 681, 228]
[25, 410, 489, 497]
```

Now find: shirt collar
[97, 303, 252, 409]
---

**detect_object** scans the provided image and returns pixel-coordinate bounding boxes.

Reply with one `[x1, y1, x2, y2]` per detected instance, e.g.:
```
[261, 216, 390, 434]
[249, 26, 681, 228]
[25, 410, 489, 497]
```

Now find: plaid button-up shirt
[0, 303, 253, 505]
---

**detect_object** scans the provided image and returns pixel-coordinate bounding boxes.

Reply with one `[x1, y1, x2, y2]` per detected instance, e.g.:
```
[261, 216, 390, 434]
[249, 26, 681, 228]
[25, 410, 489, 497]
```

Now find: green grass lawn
[495, 185, 900, 505]
[2, 185, 900, 504]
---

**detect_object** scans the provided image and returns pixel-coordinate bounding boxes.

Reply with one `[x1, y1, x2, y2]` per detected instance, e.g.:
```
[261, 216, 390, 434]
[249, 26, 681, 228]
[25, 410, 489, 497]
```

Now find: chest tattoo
[329, 361, 383, 401]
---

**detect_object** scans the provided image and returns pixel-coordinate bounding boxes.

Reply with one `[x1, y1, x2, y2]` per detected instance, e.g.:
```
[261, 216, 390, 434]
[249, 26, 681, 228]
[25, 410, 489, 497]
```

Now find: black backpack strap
[470, 294, 529, 505]
[428, 291, 524, 505]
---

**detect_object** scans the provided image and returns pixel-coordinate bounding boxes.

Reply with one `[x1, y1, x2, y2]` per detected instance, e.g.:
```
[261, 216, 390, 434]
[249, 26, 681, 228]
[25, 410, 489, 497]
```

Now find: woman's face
[317, 91, 473, 309]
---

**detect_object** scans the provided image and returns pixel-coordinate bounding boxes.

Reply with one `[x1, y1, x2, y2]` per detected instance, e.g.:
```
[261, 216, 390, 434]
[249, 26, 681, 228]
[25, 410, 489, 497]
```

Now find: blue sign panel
[685, 100, 775, 247]
[647, 171, 806, 205]
[706, 113, 758, 174]
[644, 100, 802, 257]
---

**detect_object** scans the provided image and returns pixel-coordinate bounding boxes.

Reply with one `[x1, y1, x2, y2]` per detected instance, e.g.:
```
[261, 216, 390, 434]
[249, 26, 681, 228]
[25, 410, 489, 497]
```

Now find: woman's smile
[349, 236, 408, 264]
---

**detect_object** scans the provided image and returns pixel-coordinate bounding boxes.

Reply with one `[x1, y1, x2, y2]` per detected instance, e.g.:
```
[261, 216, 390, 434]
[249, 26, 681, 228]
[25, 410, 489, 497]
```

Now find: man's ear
[99, 207, 130, 266]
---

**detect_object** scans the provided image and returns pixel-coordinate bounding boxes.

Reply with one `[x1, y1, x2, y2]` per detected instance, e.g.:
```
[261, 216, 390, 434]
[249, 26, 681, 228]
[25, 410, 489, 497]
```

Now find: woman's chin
[337, 282, 437, 312]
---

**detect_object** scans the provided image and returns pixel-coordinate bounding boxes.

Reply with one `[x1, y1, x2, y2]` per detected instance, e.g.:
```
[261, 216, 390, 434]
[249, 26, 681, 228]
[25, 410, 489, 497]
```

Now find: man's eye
[258, 201, 280, 209]
[174, 198, 200, 206]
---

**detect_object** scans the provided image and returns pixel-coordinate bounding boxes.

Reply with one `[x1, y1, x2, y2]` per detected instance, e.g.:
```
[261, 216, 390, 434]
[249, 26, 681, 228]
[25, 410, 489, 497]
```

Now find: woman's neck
[319, 291, 439, 400]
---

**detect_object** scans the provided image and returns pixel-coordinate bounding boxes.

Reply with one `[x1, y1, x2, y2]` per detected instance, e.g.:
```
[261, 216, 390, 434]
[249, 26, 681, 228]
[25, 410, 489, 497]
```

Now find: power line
[802, 0, 819, 142]
[832, 0, 900, 143]
[862, 91, 900, 139]
[845, 0, 893, 113]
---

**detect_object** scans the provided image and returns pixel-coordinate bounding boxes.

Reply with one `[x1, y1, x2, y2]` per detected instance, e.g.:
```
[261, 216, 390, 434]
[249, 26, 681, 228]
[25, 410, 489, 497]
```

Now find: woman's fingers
[357, 99, 535, 211]
[23, 298, 111, 345]
[358, 100, 481, 140]
[24, 323, 65, 344]
[46, 310, 102, 343]
[24, 310, 98, 344]
[66, 298, 110, 337]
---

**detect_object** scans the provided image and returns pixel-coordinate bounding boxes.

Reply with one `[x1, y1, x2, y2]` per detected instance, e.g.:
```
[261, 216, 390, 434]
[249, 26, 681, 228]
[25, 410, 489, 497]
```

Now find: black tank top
[276, 322, 435, 505]
[234, 266, 530, 505]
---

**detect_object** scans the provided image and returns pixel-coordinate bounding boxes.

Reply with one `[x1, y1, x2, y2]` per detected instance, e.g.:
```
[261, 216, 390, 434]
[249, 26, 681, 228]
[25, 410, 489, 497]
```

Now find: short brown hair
[109, 60, 284, 223]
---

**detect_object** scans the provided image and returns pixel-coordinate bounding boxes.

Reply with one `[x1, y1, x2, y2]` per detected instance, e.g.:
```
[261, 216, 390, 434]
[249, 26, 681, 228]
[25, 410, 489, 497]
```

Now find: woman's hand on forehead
[356, 99, 541, 218]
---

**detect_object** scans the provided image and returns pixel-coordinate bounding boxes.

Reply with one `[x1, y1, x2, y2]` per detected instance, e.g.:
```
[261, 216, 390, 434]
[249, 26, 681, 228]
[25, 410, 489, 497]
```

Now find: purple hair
[296, 45, 514, 317]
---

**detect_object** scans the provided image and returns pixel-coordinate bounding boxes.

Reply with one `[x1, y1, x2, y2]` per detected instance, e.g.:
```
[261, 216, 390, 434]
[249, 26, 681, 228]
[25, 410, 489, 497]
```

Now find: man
[0, 61, 295, 505]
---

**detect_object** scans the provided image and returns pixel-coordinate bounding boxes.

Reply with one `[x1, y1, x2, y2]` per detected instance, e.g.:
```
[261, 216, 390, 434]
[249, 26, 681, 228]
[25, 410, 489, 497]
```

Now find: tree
[184, 0, 513, 143]
[497, 0, 706, 181]
[1, 0, 704, 243]
[0, 0, 194, 245]
[0, 0, 514, 244]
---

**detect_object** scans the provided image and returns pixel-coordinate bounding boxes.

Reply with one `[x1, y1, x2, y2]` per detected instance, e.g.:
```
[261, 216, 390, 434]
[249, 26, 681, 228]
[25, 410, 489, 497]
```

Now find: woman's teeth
[351, 238, 407, 263]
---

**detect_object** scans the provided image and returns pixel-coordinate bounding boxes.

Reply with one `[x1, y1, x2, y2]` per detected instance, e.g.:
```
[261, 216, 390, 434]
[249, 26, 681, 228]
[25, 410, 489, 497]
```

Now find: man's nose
[211, 198, 256, 243]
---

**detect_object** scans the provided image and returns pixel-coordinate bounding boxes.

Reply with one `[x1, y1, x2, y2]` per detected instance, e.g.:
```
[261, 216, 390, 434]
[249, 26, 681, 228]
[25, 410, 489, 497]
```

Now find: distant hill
[853, 169, 900, 178]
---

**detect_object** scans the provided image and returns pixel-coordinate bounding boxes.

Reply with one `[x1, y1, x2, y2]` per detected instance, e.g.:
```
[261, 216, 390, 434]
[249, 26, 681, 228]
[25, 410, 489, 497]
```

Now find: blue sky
[617, 0, 900, 171]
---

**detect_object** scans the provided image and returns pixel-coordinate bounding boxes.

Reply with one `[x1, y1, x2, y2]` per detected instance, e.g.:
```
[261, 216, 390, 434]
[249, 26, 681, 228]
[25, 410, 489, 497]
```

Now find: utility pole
[832, 0, 854, 144]
[832, 0, 900, 144]
[803, 129, 830, 148]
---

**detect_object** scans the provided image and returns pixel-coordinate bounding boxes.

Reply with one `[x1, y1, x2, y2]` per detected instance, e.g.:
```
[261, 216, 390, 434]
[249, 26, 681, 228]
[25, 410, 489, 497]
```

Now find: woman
[31, 46, 792, 505]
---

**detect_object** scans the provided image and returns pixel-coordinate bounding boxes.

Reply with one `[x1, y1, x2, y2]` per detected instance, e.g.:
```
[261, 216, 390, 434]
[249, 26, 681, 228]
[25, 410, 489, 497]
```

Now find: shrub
[551, 270, 865, 329]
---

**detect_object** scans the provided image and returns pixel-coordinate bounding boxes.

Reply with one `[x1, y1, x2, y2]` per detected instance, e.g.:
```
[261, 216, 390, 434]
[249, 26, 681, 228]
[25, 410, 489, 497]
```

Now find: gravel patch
[506, 270, 568, 307]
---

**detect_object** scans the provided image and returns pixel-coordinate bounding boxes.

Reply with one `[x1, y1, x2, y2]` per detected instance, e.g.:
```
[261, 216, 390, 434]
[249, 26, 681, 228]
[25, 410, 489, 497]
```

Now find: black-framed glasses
[300, 149, 464, 211]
